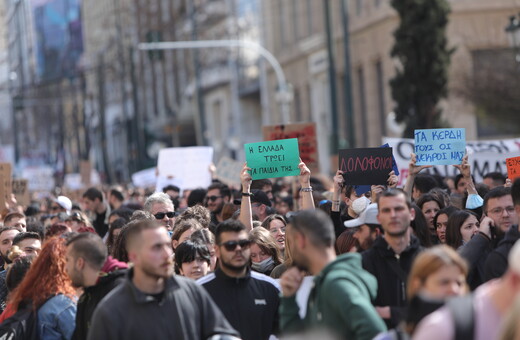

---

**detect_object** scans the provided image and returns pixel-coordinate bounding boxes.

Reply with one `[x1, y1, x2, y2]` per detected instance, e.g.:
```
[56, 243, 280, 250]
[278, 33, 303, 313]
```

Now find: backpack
[0, 303, 39, 340]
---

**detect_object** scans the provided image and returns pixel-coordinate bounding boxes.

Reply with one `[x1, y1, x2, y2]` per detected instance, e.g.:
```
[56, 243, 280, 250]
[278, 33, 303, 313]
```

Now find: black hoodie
[361, 235, 422, 329]
[484, 224, 520, 281]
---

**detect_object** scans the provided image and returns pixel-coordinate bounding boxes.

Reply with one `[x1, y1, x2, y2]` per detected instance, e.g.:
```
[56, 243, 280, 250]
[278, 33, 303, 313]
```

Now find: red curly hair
[9, 236, 76, 311]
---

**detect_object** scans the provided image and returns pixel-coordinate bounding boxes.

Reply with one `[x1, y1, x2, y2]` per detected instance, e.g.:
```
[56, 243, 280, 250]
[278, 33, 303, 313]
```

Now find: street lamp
[505, 14, 520, 63]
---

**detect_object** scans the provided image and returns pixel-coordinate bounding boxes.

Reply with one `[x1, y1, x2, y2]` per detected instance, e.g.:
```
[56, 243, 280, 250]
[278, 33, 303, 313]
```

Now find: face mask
[352, 196, 371, 215]
[251, 257, 275, 273]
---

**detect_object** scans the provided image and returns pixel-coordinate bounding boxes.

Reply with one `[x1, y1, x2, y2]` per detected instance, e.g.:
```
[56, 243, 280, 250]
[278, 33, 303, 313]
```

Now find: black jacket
[361, 235, 422, 329]
[484, 225, 520, 281]
[72, 269, 126, 340]
[87, 269, 238, 340]
[198, 267, 280, 340]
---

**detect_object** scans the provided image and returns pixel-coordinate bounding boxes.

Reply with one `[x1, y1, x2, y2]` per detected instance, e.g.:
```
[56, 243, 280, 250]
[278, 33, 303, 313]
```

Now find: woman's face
[207, 243, 217, 271]
[421, 264, 466, 299]
[180, 257, 209, 280]
[460, 215, 479, 244]
[250, 243, 270, 264]
[435, 214, 449, 243]
[422, 201, 440, 232]
[269, 219, 286, 250]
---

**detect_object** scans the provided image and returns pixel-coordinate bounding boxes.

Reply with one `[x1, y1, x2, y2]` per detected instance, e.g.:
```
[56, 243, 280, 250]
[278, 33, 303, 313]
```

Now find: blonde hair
[407, 245, 468, 300]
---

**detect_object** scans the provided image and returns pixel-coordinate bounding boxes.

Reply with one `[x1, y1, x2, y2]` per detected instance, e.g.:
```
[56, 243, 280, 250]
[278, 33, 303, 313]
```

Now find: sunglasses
[220, 239, 251, 252]
[206, 195, 223, 202]
[154, 211, 176, 219]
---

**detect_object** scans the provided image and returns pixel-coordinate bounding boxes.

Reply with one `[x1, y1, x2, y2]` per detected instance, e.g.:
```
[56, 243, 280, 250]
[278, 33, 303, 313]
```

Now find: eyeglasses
[154, 212, 176, 219]
[206, 195, 222, 202]
[488, 207, 515, 215]
[220, 239, 251, 252]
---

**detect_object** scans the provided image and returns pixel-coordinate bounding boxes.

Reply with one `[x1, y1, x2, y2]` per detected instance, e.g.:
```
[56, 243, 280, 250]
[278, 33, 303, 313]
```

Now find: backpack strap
[446, 294, 475, 340]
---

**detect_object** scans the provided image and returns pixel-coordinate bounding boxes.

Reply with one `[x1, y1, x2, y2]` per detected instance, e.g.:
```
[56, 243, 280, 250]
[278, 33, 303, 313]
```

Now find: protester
[177, 204, 212, 228]
[2, 212, 26, 232]
[343, 203, 382, 251]
[445, 210, 479, 250]
[260, 214, 287, 252]
[171, 218, 203, 250]
[107, 187, 125, 210]
[190, 228, 217, 271]
[362, 189, 422, 329]
[11, 232, 41, 257]
[0, 227, 21, 271]
[51, 196, 73, 214]
[174, 240, 211, 280]
[87, 219, 238, 339]
[65, 210, 93, 232]
[198, 219, 280, 340]
[205, 182, 231, 229]
[270, 233, 294, 279]
[483, 172, 507, 190]
[279, 209, 386, 339]
[410, 204, 433, 247]
[65, 232, 127, 340]
[433, 206, 459, 244]
[416, 194, 444, 238]
[0, 256, 35, 322]
[144, 192, 176, 231]
[249, 227, 282, 276]
[413, 239, 520, 340]
[82, 187, 110, 237]
[106, 218, 126, 255]
[5, 237, 76, 339]
[335, 229, 358, 254]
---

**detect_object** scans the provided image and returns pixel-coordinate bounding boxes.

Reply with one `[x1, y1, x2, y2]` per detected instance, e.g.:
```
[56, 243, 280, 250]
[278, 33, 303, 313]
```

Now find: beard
[220, 258, 248, 273]
[140, 260, 174, 280]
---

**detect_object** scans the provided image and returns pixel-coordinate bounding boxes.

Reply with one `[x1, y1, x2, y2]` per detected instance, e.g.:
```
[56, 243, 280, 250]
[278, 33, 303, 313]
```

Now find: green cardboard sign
[244, 138, 301, 179]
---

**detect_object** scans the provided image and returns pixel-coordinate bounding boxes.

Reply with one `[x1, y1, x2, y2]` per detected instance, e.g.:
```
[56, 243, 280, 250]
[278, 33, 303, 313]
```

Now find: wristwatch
[241, 192, 254, 197]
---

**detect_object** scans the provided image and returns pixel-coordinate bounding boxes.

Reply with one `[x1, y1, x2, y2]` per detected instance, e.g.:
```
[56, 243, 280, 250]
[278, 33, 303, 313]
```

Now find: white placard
[157, 147, 214, 191]
[22, 166, 55, 192]
[383, 136, 520, 185]
[64, 171, 101, 190]
[215, 157, 243, 188]
[132, 167, 157, 188]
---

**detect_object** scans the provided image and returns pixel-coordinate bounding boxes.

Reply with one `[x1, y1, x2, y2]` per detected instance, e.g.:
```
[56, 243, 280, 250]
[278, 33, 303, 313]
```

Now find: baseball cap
[53, 196, 72, 212]
[344, 203, 379, 228]
[233, 189, 272, 207]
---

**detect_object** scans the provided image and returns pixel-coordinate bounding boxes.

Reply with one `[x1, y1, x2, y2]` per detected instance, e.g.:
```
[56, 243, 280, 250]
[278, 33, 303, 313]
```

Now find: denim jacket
[38, 294, 77, 340]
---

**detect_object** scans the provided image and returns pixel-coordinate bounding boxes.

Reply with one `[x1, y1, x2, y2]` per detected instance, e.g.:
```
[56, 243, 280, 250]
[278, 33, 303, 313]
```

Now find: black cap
[234, 189, 272, 207]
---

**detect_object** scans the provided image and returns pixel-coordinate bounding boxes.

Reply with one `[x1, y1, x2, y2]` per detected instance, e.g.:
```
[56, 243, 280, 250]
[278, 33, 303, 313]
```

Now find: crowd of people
[0, 153, 519, 340]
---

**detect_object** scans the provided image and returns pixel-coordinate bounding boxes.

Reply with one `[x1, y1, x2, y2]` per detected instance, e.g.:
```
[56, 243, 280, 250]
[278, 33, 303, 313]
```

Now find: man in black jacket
[198, 219, 280, 340]
[483, 180, 520, 281]
[87, 219, 238, 340]
[362, 189, 422, 329]
[65, 232, 127, 340]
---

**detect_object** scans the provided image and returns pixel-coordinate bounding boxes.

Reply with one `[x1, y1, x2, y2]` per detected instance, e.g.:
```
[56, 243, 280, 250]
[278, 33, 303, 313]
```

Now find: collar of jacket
[125, 267, 180, 304]
[214, 266, 251, 284]
[373, 234, 421, 257]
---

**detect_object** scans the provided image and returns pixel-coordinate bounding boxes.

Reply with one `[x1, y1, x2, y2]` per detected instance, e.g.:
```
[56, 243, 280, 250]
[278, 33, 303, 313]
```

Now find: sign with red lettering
[339, 148, 393, 185]
[506, 156, 520, 181]
[262, 123, 318, 173]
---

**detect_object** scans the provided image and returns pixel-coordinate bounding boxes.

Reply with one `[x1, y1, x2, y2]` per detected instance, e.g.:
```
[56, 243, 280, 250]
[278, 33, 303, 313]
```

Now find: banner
[132, 168, 157, 188]
[245, 138, 300, 180]
[263, 123, 318, 173]
[383, 136, 520, 185]
[414, 128, 466, 165]
[506, 156, 520, 181]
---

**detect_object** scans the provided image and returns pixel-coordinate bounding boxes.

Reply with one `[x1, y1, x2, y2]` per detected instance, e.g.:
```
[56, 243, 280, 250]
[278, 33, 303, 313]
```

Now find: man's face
[251, 203, 266, 220]
[286, 224, 310, 272]
[0, 230, 20, 260]
[206, 189, 226, 214]
[132, 227, 174, 280]
[65, 245, 84, 288]
[377, 194, 415, 237]
[5, 217, 26, 231]
[83, 197, 98, 212]
[216, 231, 250, 272]
[456, 178, 468, 195]
[486, 195, 518, 232]
[17, 238, 41, 257]
[353, 225, 376, 251]
[150, 202, 175, 230]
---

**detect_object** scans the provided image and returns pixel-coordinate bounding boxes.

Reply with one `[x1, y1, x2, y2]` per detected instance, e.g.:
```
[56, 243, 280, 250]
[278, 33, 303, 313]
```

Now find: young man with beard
[279, 209, 386, 339]
[0, 226, 21, 271]
[65, 232, 127, 340]
[344, 203, 382, 251]
[361, 189, 422, 329]
[144, 192, 176, 232]
[205, 183, 231, 230]
[198, 219, 280, 340]
[88, 219, 237, 340]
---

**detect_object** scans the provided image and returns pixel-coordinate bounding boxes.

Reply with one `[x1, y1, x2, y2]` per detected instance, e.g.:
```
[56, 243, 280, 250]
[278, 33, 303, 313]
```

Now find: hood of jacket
[101, 255, 129, 274]
[315, 252, 378, 300]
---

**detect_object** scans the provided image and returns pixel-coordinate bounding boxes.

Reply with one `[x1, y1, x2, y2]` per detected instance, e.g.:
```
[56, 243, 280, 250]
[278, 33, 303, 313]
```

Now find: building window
[306, 0, 313, 36]
[357, 66, 368, 144]
[375, 60, 386, 136]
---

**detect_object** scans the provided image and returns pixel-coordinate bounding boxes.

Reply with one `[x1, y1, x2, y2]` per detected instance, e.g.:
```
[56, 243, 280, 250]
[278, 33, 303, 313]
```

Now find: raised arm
[403, 153, 432, 198]
[298, 160, 315, 210]
[238, 163, 254, 231]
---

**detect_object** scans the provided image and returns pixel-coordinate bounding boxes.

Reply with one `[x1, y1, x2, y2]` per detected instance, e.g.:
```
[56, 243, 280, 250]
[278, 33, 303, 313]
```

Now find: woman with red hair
[5, 236, 77, 339]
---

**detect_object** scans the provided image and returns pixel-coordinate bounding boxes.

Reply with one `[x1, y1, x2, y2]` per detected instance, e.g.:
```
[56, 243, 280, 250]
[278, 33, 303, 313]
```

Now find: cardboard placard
[262, 123, 319, 173]
[339, 148, 393, 185]
[506, 156, 520, 181]
[414, 128, 466, 166]
[215, 157, 244, 187]
[157, 147, 214, 191]
[245, 138, 300, 180]
[131, 168, 157, 188]
[0, 163, 12, 209]
[12, 179, 29, 206]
